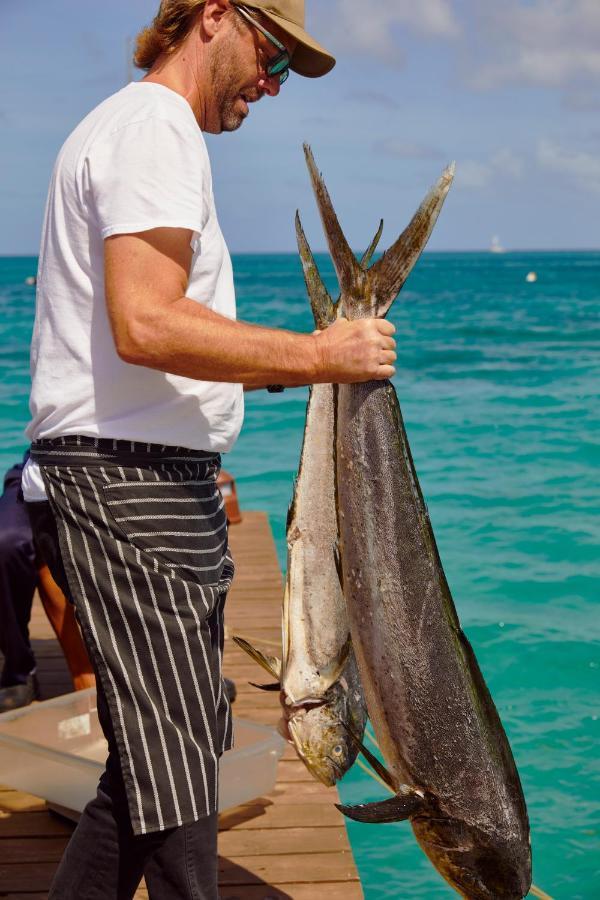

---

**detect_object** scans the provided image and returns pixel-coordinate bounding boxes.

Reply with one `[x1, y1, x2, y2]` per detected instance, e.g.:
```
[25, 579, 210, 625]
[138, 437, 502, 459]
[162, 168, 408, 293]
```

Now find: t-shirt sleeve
[87, 115, 208, 240]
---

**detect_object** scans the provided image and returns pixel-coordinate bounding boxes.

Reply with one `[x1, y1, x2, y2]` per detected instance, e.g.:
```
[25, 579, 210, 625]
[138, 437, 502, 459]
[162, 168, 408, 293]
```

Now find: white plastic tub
[0, 688, 284, 815]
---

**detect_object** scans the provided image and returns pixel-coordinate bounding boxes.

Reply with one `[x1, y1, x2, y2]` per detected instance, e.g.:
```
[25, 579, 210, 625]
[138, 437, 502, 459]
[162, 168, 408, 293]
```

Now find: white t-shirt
[23, 82, 244, 501]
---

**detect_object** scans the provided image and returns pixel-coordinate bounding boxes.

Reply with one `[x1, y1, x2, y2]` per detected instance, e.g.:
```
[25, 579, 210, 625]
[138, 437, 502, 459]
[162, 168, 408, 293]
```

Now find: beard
[210, 49, 252, 133]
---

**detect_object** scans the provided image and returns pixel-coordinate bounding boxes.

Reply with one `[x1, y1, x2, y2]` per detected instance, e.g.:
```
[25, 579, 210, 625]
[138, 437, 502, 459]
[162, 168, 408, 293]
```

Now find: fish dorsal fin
[360, 220, 384, 269]
[369, 164, 455, 317]
[295, 211, 336, 329]
[303, 144, 365, 300]
[232, 636, 282, 680]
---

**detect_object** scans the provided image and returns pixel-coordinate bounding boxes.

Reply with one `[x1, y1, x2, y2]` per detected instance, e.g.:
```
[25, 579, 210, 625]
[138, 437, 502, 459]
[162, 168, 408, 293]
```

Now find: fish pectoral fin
[318, 633, 352, 691]
[249, 681, 281, 692]
[232, 636, 282, 680]
[341, 722, 396, 791]
[336, 786, 425, 824]
[369, 163, 455, 317]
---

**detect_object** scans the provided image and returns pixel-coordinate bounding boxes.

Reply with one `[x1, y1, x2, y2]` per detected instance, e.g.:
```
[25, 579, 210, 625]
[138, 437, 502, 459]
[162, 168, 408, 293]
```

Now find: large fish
[232, 221, 383, 785]
[302, 146, 532, 899]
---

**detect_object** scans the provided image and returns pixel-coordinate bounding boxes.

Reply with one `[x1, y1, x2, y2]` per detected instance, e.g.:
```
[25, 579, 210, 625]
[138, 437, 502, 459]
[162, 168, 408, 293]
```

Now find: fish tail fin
[360, 220, 384, 268]
[336, 786, 425, 824]
[369, 163, 455, 317]
[295, 210, 336, 329]
[304, 145, 454, 320]
[232, 636, 282, 681]
[303, 144, 365, 304]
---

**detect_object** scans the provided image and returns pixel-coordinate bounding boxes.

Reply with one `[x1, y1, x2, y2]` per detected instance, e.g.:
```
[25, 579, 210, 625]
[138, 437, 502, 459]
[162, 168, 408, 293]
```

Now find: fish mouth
[326, 755, 345, 780]
[297, 750, 338, 787]
[286, 716, 339, 787]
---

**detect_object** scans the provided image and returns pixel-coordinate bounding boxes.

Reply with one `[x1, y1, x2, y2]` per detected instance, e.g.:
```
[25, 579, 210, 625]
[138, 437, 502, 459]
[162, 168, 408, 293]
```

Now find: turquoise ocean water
[0, 251, 598, 898]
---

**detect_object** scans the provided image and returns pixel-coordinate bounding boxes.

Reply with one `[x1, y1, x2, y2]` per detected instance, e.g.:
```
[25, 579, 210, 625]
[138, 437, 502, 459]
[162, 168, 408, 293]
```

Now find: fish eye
[333, 745, 343, 756]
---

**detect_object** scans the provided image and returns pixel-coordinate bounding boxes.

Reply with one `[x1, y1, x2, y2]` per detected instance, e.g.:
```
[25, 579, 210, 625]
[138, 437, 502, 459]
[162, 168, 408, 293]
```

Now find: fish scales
[283, 380, 348, 701]
[337, 378, 529, 830]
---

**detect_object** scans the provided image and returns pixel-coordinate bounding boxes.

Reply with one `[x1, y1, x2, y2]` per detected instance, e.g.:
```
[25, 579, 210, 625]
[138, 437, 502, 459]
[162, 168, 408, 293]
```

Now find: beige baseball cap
[237, 1, 336, 77]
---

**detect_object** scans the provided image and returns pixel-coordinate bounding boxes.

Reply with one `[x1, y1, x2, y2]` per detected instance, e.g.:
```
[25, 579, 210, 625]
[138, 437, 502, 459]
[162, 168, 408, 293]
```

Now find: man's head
[135, 0, 335, 133]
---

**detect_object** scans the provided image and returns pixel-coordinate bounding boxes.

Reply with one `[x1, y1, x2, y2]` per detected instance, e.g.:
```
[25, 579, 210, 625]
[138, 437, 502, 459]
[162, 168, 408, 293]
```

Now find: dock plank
[0, 511, 362, 899]
[219, 827, 350, 857]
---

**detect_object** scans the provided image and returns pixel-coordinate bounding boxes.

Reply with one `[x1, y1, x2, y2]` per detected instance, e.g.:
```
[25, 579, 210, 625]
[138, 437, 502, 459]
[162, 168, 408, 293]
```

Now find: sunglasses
[234, 3, 291, 84]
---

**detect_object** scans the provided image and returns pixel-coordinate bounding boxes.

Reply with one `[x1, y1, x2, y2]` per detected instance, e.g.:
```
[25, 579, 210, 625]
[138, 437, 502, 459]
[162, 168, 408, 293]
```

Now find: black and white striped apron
[30, 436, 234, 836]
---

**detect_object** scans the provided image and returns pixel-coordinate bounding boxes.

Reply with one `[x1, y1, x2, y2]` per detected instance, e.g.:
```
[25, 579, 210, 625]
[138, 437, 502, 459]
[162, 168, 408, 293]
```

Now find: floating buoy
[525, 272, 537, 283]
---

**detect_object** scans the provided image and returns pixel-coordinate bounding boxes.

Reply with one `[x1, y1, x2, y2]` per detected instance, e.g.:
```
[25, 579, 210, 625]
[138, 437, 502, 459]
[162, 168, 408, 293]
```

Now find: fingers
[375, 318, 396, 336]
[313, 315, 398, 384]
[375, 364, 396, 381]
[373, 322, 397, 380]
[366, 319, 397, 380]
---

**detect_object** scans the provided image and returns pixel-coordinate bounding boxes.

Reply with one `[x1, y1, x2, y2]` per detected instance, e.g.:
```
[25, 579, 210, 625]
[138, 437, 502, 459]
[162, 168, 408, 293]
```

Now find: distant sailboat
[490, 235, 505, 254]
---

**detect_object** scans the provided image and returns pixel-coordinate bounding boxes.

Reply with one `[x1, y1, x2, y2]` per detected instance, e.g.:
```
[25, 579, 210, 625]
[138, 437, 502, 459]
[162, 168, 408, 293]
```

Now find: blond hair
[134, 0, 207, 71]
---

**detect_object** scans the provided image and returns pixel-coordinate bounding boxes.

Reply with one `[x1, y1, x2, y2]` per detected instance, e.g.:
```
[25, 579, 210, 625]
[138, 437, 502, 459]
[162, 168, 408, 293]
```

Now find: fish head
[286, 679, 367, 787]
[413, 816, 532, 899]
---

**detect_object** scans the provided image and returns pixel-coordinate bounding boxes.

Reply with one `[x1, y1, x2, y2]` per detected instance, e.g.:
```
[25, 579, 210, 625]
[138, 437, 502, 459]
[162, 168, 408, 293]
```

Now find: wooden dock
[0, 511, 363, 899]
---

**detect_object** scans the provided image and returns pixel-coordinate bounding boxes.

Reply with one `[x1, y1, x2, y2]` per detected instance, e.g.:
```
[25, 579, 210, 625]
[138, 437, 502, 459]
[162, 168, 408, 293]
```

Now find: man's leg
[48, 681, 162, 899]
[48, 664, 219, 899]
[0, 464, 38, 711]
[26, 500, 96, 691]
[143, 813, 219, 900]
[37, 562, 95, 690]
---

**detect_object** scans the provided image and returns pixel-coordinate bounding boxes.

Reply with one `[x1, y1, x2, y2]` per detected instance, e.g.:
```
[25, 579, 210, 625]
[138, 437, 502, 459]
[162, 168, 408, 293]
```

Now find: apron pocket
[102, 468, 228, 586]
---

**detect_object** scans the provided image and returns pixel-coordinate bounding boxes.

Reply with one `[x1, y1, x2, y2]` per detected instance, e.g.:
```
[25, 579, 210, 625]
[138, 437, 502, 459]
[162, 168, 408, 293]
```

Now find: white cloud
[468, 0, 600, 89]
[375, 138, 445, 160]
[537, 138, 600, 193]
[456, 149, 524, 190]
[492, 148, 525, 179]
[317, 0, 460, 64]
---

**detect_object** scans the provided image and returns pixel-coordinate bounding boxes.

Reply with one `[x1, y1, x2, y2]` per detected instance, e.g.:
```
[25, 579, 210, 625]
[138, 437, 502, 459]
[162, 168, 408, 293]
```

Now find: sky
[1, 0, 599, 254]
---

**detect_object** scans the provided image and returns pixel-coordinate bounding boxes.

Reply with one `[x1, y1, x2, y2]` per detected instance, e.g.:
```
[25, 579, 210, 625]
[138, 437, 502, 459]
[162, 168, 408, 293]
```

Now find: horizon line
[2, 247, 600, 259]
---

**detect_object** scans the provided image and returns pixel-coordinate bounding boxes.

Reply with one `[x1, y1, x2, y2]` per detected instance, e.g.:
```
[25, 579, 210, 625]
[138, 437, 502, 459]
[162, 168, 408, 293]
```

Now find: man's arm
[105, 228, 396, 385]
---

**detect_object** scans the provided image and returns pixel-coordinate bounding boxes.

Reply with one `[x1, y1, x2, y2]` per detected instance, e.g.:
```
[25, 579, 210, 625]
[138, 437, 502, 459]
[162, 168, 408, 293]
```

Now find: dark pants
[27, 501, 219, 900]
[0, 463, 37, 687]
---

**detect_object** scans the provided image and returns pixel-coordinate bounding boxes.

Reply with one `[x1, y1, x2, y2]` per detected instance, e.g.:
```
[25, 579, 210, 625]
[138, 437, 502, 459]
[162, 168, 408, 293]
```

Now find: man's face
[209, 10, 296, 133]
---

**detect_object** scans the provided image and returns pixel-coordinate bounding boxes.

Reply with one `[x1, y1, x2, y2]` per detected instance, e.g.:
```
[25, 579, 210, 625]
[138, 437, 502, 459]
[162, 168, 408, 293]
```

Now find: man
[23, 1, 396, 897]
